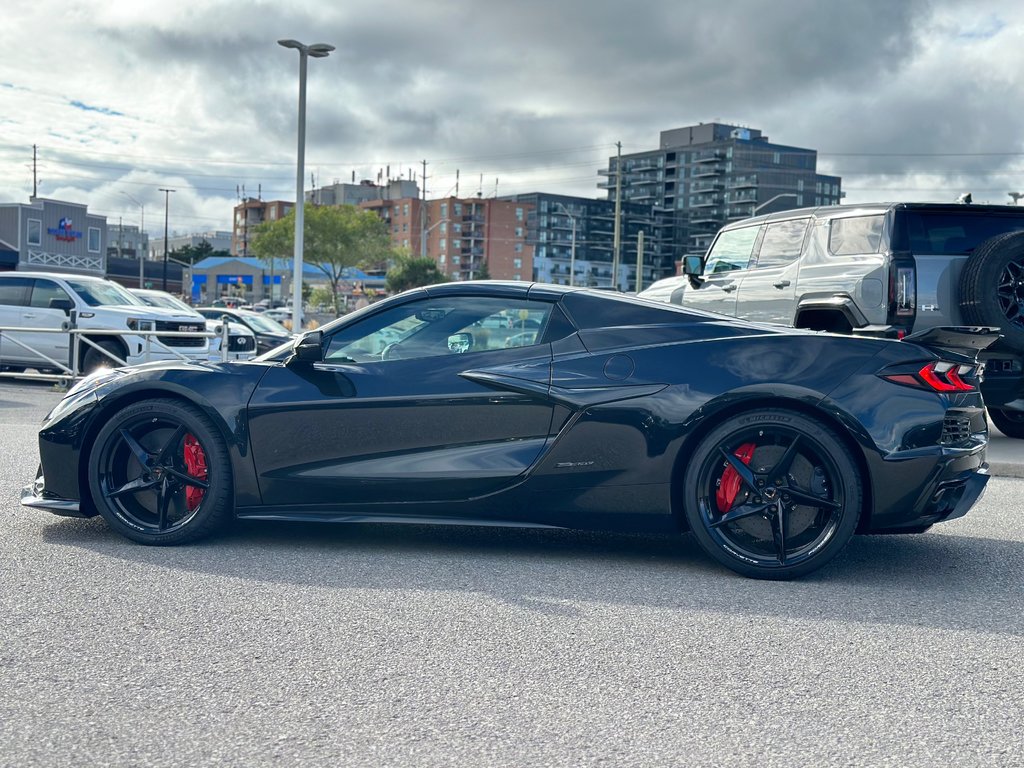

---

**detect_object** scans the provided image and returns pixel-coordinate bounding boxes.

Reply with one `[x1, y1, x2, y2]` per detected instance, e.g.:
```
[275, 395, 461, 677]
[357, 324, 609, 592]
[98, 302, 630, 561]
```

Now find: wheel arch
[76, 383, 246, 515]
[79, 334, 130, 370]
[668, 395, 874, 534]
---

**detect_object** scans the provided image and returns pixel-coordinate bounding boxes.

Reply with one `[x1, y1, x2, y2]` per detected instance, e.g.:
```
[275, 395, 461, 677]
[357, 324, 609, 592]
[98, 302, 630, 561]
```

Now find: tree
[250, 204, 397, 314]
[472, 260, 491, 280]
[176, 240, 214, 265]
[386, 252, 448, 294]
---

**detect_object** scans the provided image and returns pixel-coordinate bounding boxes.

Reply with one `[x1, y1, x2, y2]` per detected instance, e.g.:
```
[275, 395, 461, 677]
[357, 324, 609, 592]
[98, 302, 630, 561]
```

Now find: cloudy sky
[3, 0, 1023, 236]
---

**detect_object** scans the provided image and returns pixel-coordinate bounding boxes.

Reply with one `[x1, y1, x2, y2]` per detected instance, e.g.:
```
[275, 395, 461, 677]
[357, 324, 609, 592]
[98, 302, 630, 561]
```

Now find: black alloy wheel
[683, 409, 862, 579]
[996, 256, 1024, 330]
[87, 399, 232, 545]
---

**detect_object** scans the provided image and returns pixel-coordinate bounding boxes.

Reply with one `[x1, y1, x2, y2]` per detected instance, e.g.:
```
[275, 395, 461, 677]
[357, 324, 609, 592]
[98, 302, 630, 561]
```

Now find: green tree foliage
[250, 204, 396, 314]
[472, 260, 491, 280]
[386, 252, 448, 294]
[174, 240, 233, 265]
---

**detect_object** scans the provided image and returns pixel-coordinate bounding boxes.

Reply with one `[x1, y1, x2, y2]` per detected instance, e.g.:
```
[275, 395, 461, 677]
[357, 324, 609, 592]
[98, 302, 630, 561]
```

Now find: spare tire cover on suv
[959, 230, 1024, 351]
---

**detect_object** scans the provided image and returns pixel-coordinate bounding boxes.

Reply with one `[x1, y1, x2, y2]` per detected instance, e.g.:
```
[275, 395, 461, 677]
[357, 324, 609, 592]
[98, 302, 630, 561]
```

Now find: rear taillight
[893, 265, 916, 318]
[884, 361, 978, 392]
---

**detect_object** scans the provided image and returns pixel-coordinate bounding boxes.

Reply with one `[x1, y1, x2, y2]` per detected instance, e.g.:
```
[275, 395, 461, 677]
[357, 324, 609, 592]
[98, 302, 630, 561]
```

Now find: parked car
[130, 289, 256, 362]
[194, 307, 293, 355]
[640, 202, 1024, 437]
[0, 272, 208, 374]
[23, 282, 993, 580]
[262, 307, 293, 327]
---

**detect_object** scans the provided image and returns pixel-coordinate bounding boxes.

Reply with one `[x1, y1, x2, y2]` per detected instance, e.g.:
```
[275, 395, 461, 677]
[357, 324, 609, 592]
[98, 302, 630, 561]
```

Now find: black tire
[87, 398, 233, 545]
[682, 409, 862, 580]
[960, 231, 1024, 350]
[988, 407, 1024, 439]
[81, 339, 126, 373]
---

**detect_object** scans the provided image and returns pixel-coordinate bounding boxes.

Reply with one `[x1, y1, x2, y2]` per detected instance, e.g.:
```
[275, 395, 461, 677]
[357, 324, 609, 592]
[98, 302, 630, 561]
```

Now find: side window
[755, 218, 810, 268]
[703, 226, 761, 274]
[829, 215, 884, 255]
[324, 297, 553, 363]
[0, 277, 33, 307]
[27, 219, 42, 246]
[88, 227, 101, 253]
[30, 280, 73, 309]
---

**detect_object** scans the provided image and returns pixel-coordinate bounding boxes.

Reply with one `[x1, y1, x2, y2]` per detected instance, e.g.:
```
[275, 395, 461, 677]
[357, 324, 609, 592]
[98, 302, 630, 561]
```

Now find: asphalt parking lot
[1, 380, 1022, 767]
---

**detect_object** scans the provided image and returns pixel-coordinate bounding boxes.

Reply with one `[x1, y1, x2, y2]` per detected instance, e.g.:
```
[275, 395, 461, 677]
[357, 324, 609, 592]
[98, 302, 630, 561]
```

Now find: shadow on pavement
[39, 514, 1024, 635]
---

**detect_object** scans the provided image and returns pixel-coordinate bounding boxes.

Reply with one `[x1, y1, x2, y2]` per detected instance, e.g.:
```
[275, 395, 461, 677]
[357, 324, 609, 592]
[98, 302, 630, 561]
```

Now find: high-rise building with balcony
[600, 123, 841, 258]
[502, 193, 665, 292]
[231, 199, 293, 257]
[361, 196, 534, 282]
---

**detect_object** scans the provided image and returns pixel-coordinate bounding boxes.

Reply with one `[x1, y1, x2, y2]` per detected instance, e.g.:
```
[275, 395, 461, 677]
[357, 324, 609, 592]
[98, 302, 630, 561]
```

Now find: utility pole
[612, 141, 622, 291]
[420, 159, 429, 258]
[636, 229, 645, 293]
[32, 144, 38, 198]
[118, 217, 123, 259]
[159, 188, 176, 292]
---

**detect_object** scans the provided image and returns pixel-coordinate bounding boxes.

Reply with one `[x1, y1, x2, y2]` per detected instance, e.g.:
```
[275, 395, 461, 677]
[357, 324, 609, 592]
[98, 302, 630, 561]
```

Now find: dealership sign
[47, 217, 82, 242]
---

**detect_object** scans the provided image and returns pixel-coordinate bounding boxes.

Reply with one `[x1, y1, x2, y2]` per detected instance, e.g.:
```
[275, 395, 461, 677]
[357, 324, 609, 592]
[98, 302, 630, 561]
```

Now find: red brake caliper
[715, 442, 756, 514]
[183, 434, 208, 512]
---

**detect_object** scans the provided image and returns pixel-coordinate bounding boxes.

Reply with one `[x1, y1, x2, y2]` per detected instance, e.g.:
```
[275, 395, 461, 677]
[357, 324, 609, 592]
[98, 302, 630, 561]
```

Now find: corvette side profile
[22, 282, 993, 579]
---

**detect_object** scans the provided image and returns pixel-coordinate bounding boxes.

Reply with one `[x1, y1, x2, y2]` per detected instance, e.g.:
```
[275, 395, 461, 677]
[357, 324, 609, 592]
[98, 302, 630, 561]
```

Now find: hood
[95, 305, 205, 323]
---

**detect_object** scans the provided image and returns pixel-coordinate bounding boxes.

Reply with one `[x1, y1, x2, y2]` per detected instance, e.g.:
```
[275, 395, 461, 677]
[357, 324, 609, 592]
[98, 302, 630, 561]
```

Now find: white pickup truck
[0, 271, 209, 374]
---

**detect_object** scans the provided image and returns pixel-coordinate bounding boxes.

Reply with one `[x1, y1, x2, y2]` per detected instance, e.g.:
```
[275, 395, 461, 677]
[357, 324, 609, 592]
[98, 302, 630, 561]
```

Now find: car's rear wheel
[683, 409, 862, 580]
[988, 407, 1024, 439]
[87, 398, 232, 545]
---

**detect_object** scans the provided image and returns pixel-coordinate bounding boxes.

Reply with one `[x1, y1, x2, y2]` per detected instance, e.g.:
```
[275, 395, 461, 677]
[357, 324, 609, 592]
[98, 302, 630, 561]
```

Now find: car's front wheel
[683, 409, 862, 580]
[87, 398, 233, 545]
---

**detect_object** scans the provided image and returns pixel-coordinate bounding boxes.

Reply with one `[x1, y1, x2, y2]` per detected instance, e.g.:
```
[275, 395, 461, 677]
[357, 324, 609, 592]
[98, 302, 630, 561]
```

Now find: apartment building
[361, 196, 534, 282]
[231, 199, 294, 257]
[600, 123, 842, 256]
[503, 192, 665, 291]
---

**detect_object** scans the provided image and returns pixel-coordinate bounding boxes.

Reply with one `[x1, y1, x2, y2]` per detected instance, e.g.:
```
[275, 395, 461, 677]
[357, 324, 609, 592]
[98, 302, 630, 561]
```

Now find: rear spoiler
[903, 326, 1001, 357]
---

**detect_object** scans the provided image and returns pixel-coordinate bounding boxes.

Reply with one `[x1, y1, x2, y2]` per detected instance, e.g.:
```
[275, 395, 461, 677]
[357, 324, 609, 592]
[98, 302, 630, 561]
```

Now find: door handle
[721, 284, 737, 293]
[22, 313, 37, 319]
[773, 280, 791, 289]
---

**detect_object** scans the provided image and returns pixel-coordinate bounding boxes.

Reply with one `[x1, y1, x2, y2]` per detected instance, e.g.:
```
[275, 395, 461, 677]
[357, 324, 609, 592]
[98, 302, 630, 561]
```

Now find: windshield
[134, 292, 195, 313]
[243, 313, 290, 333]
[66, 279, 144, 307]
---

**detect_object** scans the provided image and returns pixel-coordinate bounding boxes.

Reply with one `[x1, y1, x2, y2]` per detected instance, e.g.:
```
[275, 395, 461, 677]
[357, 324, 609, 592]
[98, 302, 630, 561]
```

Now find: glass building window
[87, 227, 101, 253]
[27, 218, 42, 246]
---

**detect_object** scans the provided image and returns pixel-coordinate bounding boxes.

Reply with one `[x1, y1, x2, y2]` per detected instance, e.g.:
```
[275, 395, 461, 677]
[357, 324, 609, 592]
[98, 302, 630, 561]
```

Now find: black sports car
[22, 282, 995, 579]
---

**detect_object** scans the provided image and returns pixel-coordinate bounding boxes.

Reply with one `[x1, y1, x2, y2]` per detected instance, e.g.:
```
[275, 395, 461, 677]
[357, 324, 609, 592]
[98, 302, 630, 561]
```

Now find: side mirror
[683, 255, 705, 289]
[682, 255, 704, 277]
[447, 332, 474, 354]
[289, 330, 324, 364]
[49, 297, 74, 315]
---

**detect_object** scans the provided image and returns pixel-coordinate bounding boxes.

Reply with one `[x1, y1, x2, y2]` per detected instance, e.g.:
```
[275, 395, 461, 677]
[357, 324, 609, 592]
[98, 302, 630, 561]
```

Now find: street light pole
[121, 191, 145, 287]
[159, 188, 175, 291]
[279, 38, 334, 331]
[554, 202, 578, 287]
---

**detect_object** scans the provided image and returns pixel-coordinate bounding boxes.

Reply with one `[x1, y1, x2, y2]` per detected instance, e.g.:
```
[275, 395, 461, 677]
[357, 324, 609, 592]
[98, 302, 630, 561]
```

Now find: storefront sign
[47, 217, 83, 242]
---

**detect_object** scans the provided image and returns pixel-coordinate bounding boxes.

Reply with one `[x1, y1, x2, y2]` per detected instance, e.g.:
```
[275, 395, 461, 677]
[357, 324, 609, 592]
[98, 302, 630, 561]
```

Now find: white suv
[130, 288, 256, 362]
[0, 272, 209, 374]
